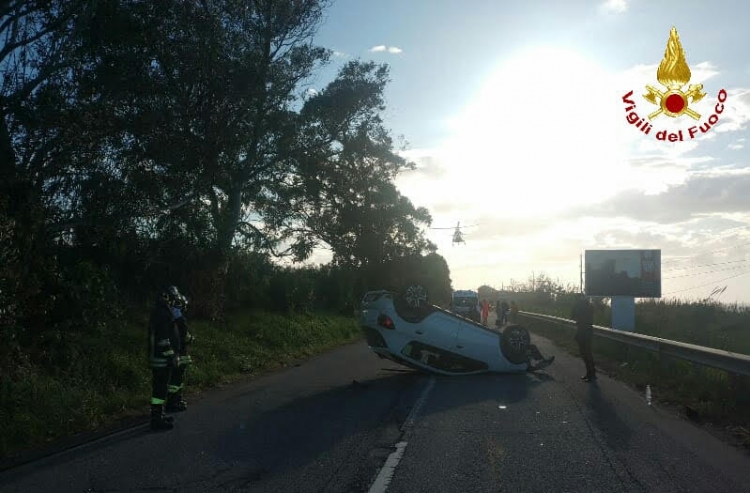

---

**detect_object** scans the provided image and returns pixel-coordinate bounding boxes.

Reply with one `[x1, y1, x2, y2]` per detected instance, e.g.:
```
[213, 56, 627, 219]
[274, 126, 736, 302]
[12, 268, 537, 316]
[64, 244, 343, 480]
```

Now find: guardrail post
[729, 372, 750, 404]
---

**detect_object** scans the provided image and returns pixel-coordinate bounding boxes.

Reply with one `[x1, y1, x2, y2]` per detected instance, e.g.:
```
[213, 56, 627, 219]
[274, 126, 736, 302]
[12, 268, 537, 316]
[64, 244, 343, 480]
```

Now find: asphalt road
[1, 319, 749, 493]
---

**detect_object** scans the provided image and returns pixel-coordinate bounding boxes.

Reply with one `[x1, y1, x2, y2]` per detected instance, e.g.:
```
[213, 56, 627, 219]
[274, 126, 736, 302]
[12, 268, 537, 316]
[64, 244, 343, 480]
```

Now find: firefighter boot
[166, 392, 188, 413]
[150, 404, 174, 431]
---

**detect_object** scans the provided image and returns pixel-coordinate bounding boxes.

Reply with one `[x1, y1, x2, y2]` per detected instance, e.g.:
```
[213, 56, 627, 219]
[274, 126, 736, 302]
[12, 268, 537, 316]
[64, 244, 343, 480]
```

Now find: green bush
[0, 309, 361, 460]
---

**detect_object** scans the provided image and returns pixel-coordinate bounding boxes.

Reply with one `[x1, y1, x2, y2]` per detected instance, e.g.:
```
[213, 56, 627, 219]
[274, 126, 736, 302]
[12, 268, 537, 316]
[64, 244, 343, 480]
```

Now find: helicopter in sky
[429, 221, 478, 246]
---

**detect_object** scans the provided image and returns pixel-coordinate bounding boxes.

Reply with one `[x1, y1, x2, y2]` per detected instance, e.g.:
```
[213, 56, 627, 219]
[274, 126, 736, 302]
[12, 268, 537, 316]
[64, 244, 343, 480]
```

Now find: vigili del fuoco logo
[622, 27, 728, 142]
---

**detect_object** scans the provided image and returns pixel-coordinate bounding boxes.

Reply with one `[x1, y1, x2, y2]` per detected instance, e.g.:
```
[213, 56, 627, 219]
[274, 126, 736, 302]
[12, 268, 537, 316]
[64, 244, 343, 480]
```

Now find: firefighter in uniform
[166, 293, 193, 413]
[148, 286, 181, 430]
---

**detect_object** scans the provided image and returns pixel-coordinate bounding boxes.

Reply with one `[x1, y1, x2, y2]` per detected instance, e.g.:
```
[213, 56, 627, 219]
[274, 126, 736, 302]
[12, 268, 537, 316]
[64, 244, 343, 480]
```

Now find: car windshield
[453, 297, 477, 307]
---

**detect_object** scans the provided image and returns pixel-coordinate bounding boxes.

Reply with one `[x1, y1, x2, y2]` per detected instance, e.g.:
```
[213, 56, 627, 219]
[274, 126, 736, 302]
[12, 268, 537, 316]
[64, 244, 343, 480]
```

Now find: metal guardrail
[518, 311, 750, 377]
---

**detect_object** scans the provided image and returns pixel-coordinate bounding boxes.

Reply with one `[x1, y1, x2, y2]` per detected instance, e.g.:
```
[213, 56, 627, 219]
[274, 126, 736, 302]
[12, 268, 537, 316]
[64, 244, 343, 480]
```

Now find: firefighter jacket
[174, 312, 194, 367]
[148, 302, 180, 369]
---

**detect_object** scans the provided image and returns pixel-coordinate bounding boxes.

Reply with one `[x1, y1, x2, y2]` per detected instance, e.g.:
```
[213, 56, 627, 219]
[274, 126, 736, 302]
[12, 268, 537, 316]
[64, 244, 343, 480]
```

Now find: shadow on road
[209, 365, 556, 487]
[0, 355, 558, 491]
[585, 383, 634, 452]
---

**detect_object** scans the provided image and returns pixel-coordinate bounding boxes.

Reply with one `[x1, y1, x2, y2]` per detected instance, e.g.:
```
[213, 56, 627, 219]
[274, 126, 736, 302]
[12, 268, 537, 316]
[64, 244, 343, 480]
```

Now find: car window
[362, 292, 382, 303]
[401, 341, 488, 373]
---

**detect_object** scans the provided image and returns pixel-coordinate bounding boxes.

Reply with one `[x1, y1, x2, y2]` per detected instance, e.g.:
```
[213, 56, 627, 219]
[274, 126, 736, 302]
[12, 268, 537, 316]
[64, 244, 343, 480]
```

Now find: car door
[399, 310, 457, 348]
[421, 311, 460, 350]
[398, 311, 459, 368]
[454, 321, 502, 367]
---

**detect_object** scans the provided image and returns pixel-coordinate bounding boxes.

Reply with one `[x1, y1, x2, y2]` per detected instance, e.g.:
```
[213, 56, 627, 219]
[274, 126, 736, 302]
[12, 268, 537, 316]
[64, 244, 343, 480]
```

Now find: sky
[300, 0, 750, 304]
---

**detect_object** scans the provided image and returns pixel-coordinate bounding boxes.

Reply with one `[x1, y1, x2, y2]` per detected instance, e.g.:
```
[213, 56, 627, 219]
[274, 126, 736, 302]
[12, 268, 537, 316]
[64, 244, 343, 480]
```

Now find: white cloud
[568, 170, 750, 224]
[399, 153, 447, 179]
[713, 88, 750, 134]
[369, 45, 403, 54]
[332, 50, 348, 58]
[600, 0, 629, 14]
[389, 52, 750, 299]
[397, 55, 735, 230]
[731, 137, 749, 150]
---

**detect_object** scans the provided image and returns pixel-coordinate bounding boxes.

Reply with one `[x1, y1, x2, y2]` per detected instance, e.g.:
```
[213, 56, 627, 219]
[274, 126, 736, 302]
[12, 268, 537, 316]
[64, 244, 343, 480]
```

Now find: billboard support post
[611, 296, 636, 332]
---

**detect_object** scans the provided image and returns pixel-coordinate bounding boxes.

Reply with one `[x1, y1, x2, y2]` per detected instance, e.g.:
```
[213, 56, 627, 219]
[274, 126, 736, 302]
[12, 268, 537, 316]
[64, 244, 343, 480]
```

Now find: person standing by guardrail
[510, 300, 519, 323]
[571, 295, 596, 382]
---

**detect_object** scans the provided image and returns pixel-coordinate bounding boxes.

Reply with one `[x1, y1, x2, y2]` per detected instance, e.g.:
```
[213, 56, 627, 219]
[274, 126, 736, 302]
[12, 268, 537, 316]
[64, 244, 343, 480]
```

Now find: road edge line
[368, 375, 436, 493]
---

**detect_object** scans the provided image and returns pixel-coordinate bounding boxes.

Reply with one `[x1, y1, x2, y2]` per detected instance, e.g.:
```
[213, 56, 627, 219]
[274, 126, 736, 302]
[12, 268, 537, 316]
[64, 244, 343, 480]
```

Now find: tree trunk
[206, 186, 244, 321]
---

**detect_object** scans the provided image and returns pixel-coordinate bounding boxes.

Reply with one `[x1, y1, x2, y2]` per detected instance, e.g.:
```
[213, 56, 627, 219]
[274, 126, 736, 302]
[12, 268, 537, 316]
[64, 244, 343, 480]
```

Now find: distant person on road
[510, 300, 519, 323]
[571, 295, 596, 382]
[481, 299, 489, 325]
[500, 300, 509, 325]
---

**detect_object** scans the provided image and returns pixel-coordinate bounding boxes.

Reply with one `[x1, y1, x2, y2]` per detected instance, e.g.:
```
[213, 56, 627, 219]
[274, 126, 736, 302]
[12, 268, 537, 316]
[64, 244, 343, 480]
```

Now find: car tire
[500, 324, 531, 365]
[401, 283, 429, 308]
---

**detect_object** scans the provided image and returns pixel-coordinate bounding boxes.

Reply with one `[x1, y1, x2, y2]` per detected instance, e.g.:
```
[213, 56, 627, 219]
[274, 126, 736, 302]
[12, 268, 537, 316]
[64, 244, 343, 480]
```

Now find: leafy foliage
[0, 0, 450, 356]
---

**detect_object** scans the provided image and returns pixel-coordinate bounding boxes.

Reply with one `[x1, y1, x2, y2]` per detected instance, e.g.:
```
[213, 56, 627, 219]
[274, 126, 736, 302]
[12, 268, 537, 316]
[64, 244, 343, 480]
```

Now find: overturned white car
[360, 286, 553, 375]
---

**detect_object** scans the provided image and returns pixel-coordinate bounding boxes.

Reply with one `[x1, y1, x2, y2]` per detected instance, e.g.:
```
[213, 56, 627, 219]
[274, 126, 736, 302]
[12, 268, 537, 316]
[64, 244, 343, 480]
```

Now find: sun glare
[440, 47, 631, 217]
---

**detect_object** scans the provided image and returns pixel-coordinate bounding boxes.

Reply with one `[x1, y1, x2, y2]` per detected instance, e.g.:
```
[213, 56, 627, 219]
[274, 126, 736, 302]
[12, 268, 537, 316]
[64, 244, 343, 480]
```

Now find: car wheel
[402, 283, 429, 308]
[500, 324, 531, 365]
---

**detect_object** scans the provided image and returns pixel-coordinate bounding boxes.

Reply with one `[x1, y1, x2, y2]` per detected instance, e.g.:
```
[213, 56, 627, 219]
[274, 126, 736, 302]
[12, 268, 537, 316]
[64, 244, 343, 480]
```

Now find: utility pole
[532, 271, 535, 292]
[579, 253, 583, 294]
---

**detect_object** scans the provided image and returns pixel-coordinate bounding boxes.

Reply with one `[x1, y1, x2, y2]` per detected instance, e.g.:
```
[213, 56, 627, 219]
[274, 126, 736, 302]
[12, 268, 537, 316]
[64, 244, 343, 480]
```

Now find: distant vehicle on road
[360, 286, 543, 375]
[450, 289, 480, 322]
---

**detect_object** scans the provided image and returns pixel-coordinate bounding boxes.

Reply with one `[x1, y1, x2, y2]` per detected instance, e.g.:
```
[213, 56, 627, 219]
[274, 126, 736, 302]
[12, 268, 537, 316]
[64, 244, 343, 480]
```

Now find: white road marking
[367, 441, 408, 493]
[367, 376, 436, 493]
[401, 376, 435, 437]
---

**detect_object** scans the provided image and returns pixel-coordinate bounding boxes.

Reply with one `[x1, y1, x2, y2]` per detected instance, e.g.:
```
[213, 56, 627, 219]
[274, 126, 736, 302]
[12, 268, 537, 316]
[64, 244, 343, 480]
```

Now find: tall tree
[0, 0, 92, 329]
[123, 0, 331, 263]
[272, 60, 436, 267]
[57, 0, 334, 316]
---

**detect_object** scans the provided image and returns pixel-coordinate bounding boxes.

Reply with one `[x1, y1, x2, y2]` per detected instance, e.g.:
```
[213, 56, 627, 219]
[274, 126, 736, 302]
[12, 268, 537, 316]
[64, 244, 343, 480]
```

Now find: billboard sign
[585, 250, 661, 298]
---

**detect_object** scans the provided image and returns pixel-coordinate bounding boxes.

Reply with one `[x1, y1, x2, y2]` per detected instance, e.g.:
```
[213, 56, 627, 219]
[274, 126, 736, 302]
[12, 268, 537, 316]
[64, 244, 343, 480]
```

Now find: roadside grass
[0, 310, 361, 461]
[520, 315, 750, 448]
[522, 298, 750, 355]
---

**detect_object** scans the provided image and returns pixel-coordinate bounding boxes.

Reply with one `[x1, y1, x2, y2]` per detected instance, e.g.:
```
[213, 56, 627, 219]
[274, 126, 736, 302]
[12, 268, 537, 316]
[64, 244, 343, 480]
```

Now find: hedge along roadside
[0, 310, 362, 462]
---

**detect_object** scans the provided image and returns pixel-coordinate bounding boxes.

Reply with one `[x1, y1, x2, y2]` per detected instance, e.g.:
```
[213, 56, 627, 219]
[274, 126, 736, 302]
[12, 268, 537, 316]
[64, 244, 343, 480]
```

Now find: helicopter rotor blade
[429, 222, 480, 230]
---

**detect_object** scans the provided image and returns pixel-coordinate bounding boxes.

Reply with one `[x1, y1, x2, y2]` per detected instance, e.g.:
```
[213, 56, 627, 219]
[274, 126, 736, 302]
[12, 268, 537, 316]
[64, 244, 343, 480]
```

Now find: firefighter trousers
[168, 364, 187, 399]
[151, 368, 172, 405]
